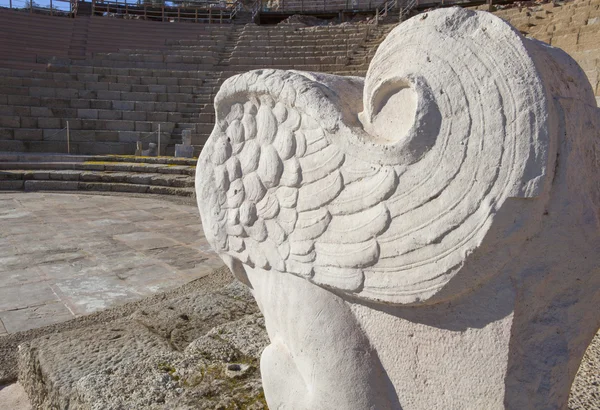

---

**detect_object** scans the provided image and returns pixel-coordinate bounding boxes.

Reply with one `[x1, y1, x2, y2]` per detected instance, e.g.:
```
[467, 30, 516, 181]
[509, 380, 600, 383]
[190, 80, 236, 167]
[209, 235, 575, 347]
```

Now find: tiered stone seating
[485, 0, 600, 106]
[0, 9, 230, 69]
[0, 152, 196, 196]
[0, 67, 220, 155]
[0, 17, 385, 156]
[0, 11, 74, 70]
[226, 25, 370, 72]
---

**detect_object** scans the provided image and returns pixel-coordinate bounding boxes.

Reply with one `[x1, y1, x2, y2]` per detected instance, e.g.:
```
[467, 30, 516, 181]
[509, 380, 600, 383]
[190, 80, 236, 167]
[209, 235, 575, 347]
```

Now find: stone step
[0, 100, 209, 115]
[0, 161, 195, 175]
[231, 44, 357, 52]
[0, 179, 195, 197]
[46, 65, 215, 79]
[70, 59, 217, 71]
[0, 68, 211, 86]
[0, 77, 210, 95]
[0, 106, 213, 123]
[0, 116, 187, 132]
[0, 86, 206, 104]
[0, 152, 197, 165]
[98, 49, 224, 58]
[0, 169, 194, 188]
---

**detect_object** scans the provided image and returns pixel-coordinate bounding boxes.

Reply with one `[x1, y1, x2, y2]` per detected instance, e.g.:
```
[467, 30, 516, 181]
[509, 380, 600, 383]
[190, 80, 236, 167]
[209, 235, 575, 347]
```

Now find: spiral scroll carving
[196, 8, 556, 305]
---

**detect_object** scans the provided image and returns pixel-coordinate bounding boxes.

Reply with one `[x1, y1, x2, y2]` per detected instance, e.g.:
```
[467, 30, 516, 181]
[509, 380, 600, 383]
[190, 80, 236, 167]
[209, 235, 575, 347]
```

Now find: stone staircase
[0, 153, 196, 196]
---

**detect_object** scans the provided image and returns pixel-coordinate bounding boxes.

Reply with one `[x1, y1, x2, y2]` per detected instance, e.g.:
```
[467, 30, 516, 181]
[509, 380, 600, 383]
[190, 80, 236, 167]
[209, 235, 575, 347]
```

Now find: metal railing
[376, 0, 396, 20]
[251, 0, 259, 21]
[0, 0, 75, 16]
[399, 0, 416, 20]
[257, 0, 389, 13]
[91, 0, 242, 23]
[373, 0, 430, 22]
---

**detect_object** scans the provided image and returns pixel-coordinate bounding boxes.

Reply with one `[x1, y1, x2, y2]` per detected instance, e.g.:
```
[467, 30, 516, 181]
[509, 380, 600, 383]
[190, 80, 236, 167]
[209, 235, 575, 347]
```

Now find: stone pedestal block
[196, 8, 600, 410]
[141, 142, 157, 157]
[175, 129, 194, 158]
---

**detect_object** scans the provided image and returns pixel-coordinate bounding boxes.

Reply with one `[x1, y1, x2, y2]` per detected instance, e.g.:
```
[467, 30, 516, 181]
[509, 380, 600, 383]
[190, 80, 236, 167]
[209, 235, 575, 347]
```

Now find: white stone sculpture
[196, 8, 600, 409]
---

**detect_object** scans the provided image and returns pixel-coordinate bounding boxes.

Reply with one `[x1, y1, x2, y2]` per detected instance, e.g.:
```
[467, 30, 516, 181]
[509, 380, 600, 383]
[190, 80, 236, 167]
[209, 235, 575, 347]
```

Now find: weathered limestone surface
[196, 7, 600, 409]
[176, 129, 196, 158]
[17, 267, 270, 410]
[9, 269, 600, 409]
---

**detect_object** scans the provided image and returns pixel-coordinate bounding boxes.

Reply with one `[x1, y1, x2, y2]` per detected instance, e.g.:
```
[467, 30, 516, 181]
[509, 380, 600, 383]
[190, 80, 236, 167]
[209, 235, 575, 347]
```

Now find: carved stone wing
[197, 9, 575, 305]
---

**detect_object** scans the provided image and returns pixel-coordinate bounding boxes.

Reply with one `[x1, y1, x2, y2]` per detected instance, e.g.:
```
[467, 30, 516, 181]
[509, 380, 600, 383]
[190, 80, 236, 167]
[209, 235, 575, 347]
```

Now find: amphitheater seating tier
[0, 1, 597, 161]
[0, 14, 391, 156]
[0, 152, 196, 196]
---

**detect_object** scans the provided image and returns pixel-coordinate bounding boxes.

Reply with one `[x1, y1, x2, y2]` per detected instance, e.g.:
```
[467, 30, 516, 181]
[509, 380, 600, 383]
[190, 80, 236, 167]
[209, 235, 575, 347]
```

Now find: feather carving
[197, 9, 555, 305]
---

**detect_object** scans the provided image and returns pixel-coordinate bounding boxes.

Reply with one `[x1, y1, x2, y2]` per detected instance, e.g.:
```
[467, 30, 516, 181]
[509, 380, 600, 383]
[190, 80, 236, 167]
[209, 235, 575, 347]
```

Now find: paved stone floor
[0, 192, 223, 335]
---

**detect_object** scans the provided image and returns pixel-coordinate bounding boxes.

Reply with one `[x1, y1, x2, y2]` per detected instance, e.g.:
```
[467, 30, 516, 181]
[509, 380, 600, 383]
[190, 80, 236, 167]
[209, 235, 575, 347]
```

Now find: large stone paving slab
[0, 192, 219, 334]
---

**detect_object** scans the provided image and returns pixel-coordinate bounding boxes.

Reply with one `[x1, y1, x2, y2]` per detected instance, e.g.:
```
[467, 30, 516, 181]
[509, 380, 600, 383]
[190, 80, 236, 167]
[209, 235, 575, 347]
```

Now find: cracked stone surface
[0, 192, 222, 334]
[17, 268, 269, 410]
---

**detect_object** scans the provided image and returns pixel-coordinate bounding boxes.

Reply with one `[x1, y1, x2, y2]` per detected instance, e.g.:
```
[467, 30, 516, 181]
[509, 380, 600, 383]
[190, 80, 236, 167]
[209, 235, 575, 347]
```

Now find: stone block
[146, 112, 168, 122]
[43, 129, 67, 141]
[122, 111, 146, 121]
[19, 117, 37, 128]
[0, 106, 14, 116]
[29, 87, 56, 98]
[90, 100, 113, 110]
[147, 85, 167, 93]
[181, 129, 192, 146]
[70, 99, 92, 109]
[135, 102, 155, 112]
[118, 131, 140, 143]
[37, 118, 62, 129]
[152, 122, 174, 134]
[108, 83, 131, 92]
[105, 120, 135, 132]
[578, 31, 600, 45]
[0, 128, 15, 139]
[77, 74, 99, 82]
[14, 129, 43, 141]
[69, 130, 98, 143]
[7, 95, 40, 107]
[94, 131, 119, 143]
[0, 116, 20, 128]
[0, 180, 24, 190]
[77, 109, 99, 120]
[98, 110, 122, 120]
[0, 86, 27, 96]
[175, 144, 194, 158]
[81, 120, 104, 130]
[155, 102, 177, 112]
[156, 77, 179, 86]
[112, 100, 136, 111]
[552, 34, 579, 49]
[123, 92, 156, 103]
[78, 90, 99, 100]
[134, 122, 152, 132]
[60, 118, 81, 129]
[97, 90, 121, 100]
[24, 180, 78, 191]
[139, 76, 158, 85]
[55, 89, 78, 99]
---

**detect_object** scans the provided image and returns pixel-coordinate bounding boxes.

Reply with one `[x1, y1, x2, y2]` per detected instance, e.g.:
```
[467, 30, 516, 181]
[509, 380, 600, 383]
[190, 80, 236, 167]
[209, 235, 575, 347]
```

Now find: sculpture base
[175, 144, 194, 158]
